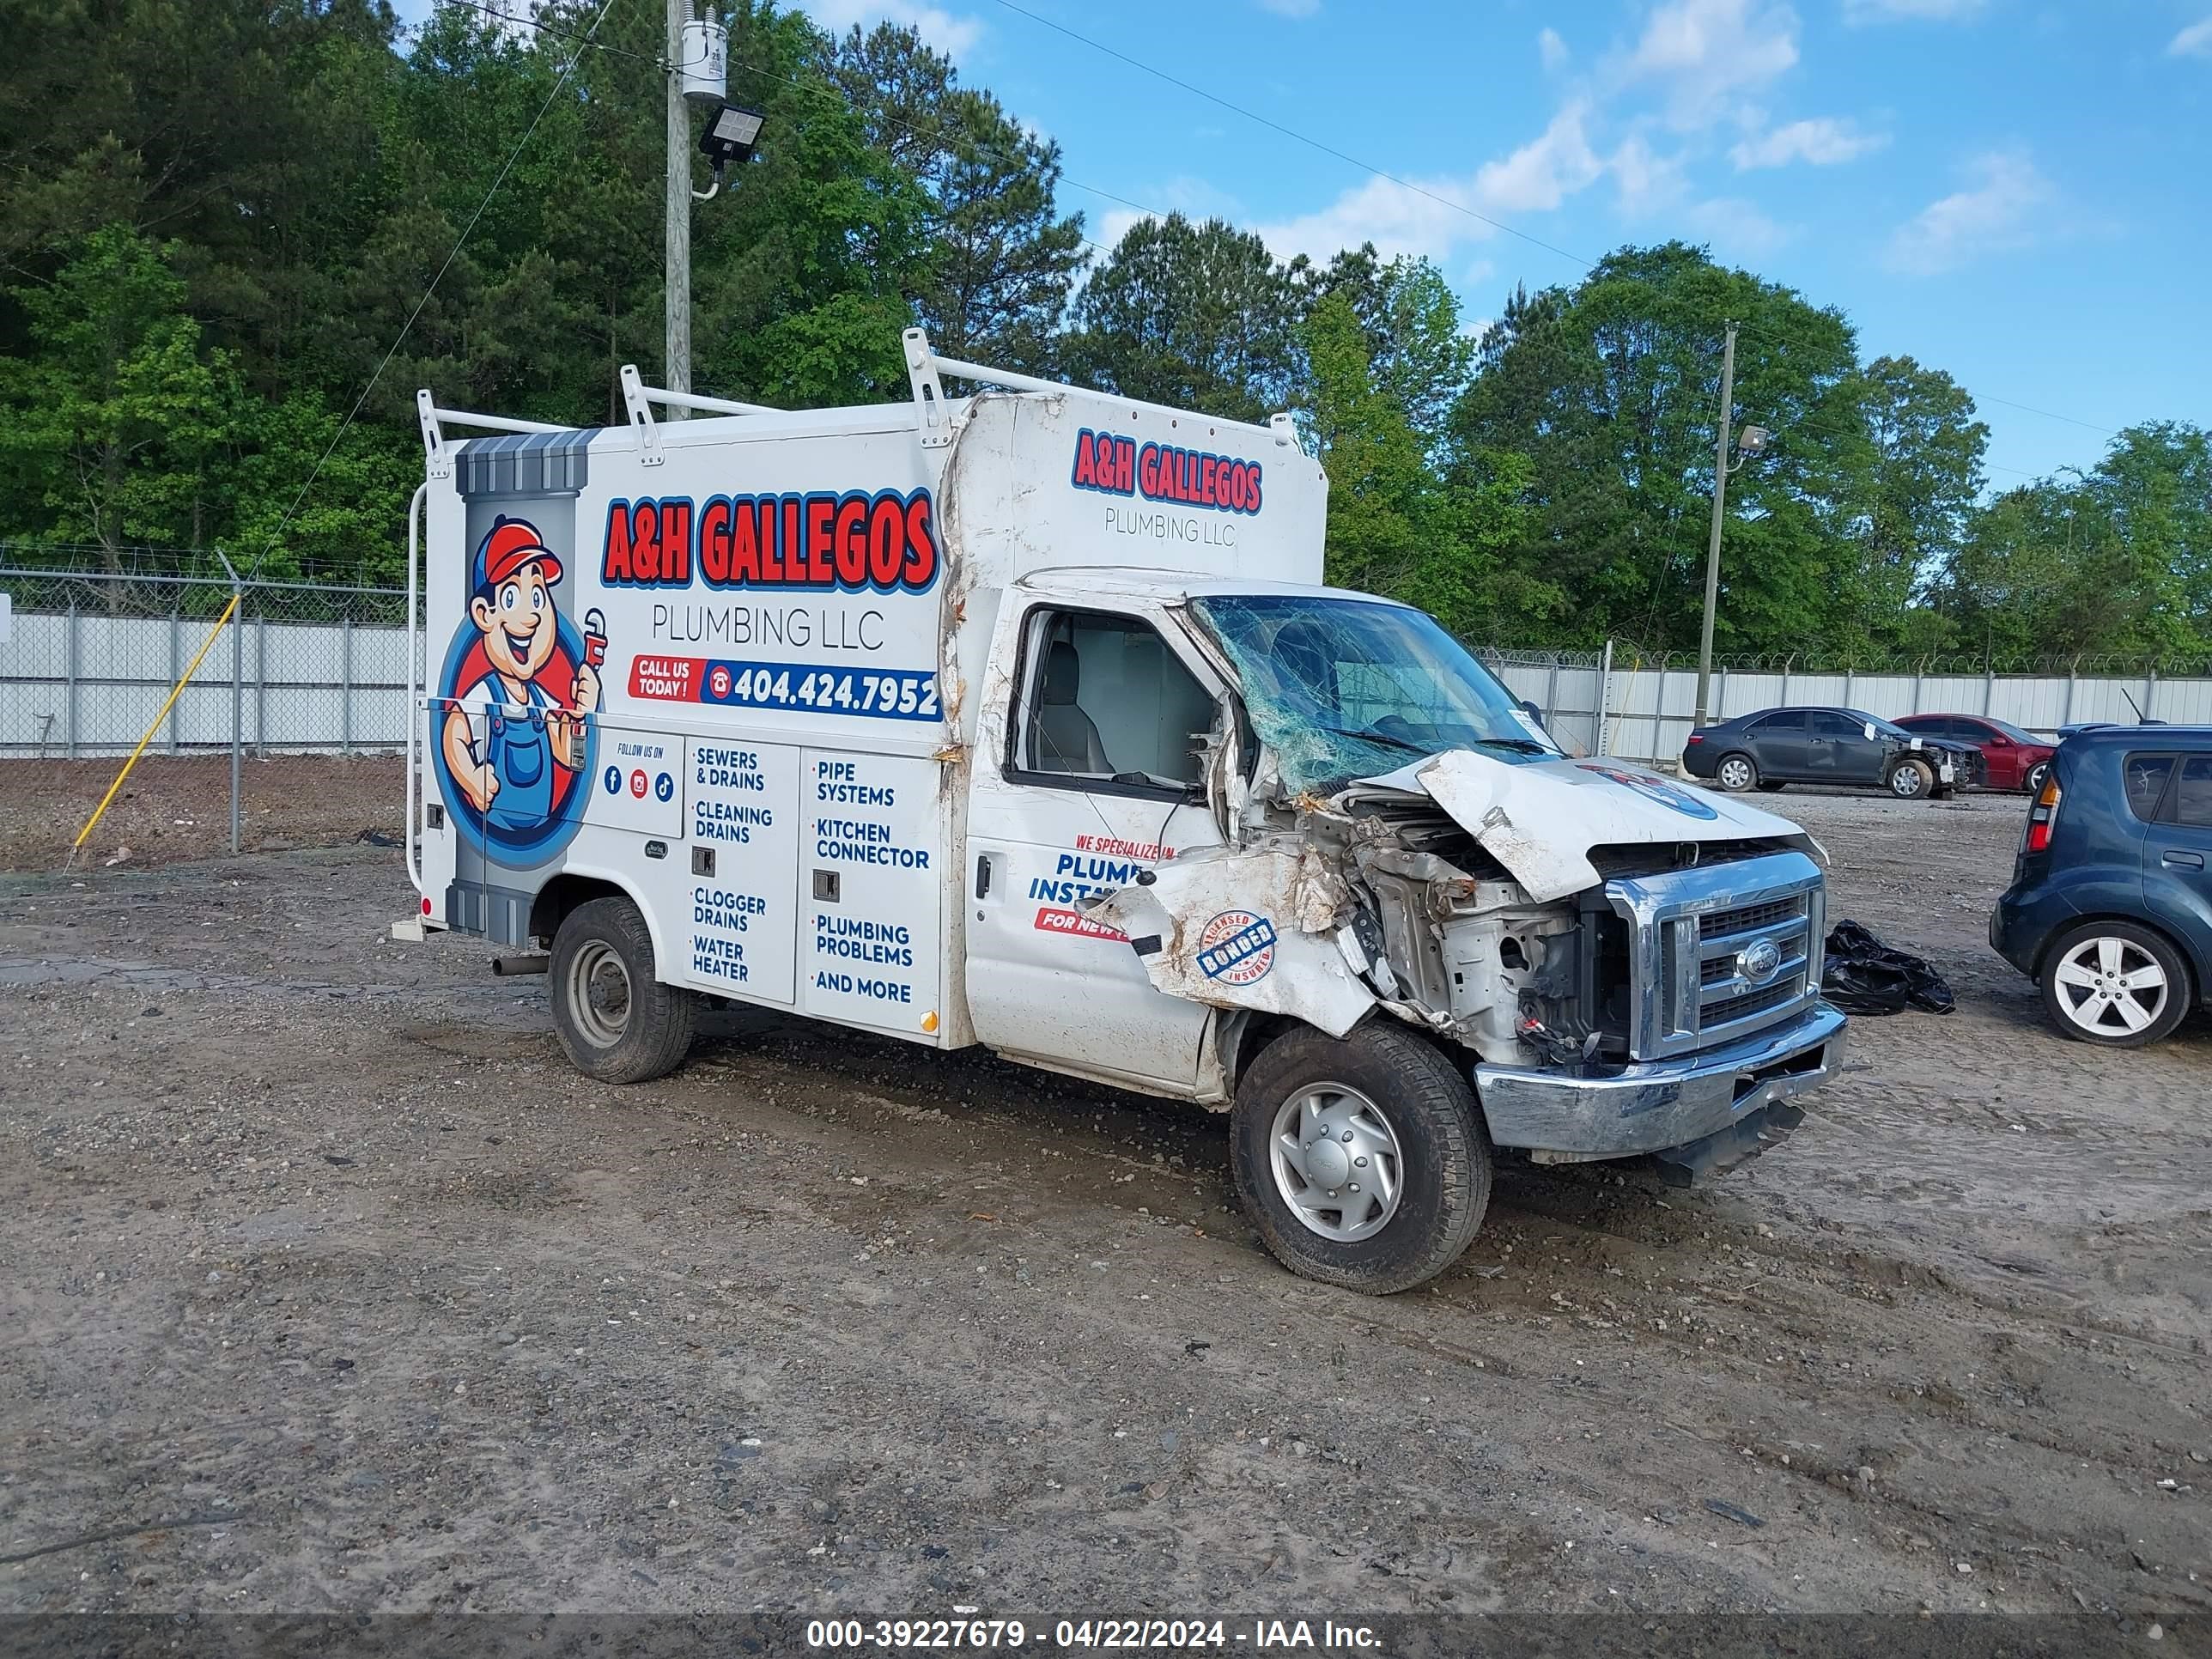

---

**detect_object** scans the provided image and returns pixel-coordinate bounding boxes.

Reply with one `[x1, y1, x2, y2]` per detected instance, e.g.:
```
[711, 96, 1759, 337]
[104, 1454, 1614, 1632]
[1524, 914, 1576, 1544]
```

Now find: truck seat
[1032, 640, 1111, 774]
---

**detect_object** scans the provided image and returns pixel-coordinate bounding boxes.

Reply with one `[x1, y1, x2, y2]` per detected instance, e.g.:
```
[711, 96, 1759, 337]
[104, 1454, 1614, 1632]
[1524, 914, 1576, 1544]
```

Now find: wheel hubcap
[2053, 937, 2167, 1036]
[1268, 1084, 1404, 1243]
[567, 940, 632, 1048]
[1893, 769, 1922, 797]
[1722, 761, 1750, 788]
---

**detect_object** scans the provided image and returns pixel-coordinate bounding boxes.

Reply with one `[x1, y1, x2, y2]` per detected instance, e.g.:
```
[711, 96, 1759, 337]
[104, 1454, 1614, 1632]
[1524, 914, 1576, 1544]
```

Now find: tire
[550, 896, 699, 1083]
[1887, 758, 1934, 799]
[1715, 753, 1759, 793]
[2024, 761, 2050, 795]
[1755, 781, 1787, 793]
[1230, 1023, 1492, 1294]
[2039, 920, 2192, 1048]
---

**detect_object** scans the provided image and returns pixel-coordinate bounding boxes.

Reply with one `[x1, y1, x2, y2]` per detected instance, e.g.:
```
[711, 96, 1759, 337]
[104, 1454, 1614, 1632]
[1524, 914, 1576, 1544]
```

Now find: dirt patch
[0, 755, 404, 871]
[0, 789, 2207, 1629]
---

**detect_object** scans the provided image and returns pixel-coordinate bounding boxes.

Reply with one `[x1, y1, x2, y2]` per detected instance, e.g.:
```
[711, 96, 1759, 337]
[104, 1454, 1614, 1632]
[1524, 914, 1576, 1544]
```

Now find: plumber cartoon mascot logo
[434, 514, 608, 865]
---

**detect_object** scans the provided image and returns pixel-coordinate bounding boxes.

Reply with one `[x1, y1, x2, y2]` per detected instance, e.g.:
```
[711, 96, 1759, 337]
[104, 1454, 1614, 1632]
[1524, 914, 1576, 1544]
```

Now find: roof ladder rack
[416, 391, 571, 481]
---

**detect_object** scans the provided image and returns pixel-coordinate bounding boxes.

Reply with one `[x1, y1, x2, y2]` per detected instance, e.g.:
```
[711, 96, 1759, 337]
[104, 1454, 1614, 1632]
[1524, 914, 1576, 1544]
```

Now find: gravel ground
[0, 756, 405, 871]
[0, 772, 2206, 1631]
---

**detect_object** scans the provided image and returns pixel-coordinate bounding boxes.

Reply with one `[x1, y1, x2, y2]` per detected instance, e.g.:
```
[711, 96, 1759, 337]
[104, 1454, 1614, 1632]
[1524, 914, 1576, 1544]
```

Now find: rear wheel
[1231, 1023, 1491, 1294]
[1715, 753, 1759, 792]
[2039, 921, 2191, 1047]
[2024, 761, 2050, 794]
[1888, 758, 1934, 799]
[550, 896, 699, 1082]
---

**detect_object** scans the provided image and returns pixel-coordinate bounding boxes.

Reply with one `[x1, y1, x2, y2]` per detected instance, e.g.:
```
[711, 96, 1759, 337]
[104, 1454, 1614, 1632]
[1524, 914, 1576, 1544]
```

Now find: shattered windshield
[1191, 593, 1554, 793]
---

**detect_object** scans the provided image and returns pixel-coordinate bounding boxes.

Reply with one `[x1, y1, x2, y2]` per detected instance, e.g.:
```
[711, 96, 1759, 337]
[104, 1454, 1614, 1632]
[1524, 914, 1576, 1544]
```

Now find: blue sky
[800, 0, 2212, 488]
[404, 0, 2212, 488]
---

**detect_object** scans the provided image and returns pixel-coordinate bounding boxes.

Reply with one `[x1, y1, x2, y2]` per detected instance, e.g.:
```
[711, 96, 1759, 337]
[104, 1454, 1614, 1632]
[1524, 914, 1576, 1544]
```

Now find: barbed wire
[1467, 641, 2212, 680]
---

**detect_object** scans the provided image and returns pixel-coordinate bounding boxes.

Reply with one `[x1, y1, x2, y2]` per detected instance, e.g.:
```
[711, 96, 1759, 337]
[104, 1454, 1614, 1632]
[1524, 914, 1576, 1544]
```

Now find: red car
[1893, 714, 2057, 793]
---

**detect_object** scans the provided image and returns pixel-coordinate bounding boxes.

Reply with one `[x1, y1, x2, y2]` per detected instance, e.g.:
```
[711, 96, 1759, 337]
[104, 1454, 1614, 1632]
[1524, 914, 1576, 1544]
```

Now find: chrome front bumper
[1474, 1002, 1847, 1158]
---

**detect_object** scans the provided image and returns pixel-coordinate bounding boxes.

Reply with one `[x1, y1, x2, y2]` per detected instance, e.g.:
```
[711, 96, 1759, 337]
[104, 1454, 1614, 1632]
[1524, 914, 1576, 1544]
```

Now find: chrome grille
[1606, 850, 1827, 1061]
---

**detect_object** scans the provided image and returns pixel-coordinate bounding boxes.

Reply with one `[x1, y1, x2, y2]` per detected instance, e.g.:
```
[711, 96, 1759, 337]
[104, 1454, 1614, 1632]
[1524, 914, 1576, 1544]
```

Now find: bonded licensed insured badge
[1195, 909, 1277, 985]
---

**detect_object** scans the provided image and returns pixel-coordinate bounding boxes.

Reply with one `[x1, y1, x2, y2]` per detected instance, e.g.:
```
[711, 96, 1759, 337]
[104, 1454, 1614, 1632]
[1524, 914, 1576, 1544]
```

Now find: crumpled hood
[1343, 750, 1821, 903]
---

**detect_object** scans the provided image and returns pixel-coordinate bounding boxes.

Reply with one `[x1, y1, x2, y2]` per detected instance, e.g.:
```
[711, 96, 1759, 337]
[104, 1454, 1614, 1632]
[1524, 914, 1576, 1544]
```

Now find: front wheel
[550, 896, 700, 1083]
[1888, 758, 1934, 799]
[2039, 921, 2192, 1047]
[1231, 1024, 1492, 1294]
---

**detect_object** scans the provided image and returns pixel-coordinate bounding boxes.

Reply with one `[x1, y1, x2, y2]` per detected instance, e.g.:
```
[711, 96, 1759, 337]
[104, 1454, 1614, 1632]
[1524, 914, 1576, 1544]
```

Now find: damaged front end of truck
[1094, 591, 1846, 1187]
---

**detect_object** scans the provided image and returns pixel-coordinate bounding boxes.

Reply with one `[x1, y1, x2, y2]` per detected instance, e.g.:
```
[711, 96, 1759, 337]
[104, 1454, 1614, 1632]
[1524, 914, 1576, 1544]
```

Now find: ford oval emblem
[1738, 938, 1784, 986]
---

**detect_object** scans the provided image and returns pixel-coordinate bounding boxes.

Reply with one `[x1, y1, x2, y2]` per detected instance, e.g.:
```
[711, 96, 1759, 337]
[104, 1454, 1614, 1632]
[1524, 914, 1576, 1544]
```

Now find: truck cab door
[963, 594, 1230, 1090]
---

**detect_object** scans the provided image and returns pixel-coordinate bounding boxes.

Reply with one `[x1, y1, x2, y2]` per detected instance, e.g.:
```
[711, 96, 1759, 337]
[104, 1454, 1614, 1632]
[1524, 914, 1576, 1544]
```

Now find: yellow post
[68, 592, 241, 866]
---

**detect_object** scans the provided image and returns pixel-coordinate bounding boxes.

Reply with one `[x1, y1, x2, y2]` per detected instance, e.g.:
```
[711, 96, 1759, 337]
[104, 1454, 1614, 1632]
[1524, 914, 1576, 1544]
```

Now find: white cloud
[1255, 0, 1320, 15]
[1469, 100, 1605, 213]
[1729, 115, 1887, 168]
[1255, 102, 1601, 264]
[1609, 133, 1690, 216]
[1844, 0, 1984, 21]
[2171, 16, 2212, 57]
[1883, 149, 2055, 274]
[1093, 176, 1247, 252]
[793, 0, 981, 58]
[1538, 26, 1570, 70]
[1686, 196, 1790, 255]
[1463, 258, 1497, 286]
[1614, 0, 1801, 128]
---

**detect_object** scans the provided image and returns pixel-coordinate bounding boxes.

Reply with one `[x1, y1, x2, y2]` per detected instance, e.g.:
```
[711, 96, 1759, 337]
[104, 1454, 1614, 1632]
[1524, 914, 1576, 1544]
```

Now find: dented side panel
[1092, 845, 1376, 1040]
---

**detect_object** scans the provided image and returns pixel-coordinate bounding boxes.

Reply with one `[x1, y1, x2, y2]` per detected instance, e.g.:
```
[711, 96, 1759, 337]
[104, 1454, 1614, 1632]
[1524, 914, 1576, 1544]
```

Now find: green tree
[1452, 242, 1864, 655]
[0, 227, 230, 568]
[1938, 423, 2212, 664]
[1297, 246, 1476, 450]
[1066, 213, 1300, 422]
[833, 23, 1086, 368]
[1845, 355, 1986, 651]
[1302, 290, 1537, 635]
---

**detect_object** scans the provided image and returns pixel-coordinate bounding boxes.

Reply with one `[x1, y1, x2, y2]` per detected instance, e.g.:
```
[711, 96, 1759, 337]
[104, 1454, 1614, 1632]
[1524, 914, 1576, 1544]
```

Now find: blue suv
[1990, 726, 2212, 1045]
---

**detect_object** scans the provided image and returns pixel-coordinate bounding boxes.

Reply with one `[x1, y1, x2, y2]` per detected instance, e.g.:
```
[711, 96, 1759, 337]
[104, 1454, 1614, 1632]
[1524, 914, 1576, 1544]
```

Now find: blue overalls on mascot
[440, 516, 602, 842]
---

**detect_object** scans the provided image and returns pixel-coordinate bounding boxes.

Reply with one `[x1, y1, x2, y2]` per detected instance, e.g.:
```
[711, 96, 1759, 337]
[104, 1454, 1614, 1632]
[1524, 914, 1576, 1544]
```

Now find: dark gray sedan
[1681, 707, 1981, 799]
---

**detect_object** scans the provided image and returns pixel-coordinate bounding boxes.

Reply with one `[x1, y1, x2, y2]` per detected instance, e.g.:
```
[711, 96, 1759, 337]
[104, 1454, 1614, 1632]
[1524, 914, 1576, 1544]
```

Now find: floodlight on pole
[693, 103, 765, 198]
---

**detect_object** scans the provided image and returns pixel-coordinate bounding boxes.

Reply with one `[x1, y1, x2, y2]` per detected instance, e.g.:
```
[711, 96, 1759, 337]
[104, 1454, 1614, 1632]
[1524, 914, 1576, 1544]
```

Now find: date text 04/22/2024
[803, 1618, 1384, 1650]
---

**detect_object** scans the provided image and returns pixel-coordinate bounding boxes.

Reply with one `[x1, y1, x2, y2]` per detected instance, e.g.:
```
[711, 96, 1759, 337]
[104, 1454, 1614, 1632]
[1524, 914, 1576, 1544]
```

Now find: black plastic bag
[1821, 918, 1954, 1016]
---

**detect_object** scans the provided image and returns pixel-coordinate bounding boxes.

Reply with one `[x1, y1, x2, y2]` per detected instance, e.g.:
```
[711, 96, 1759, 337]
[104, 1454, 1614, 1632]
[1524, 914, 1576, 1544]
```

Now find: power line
[1979, 396, 2118, 437]
[264, 0, 625, 567]
[988, 0, 1597, 273]
[422, 0, 1129, 259]
[430, 0, 660, 64]
[416, 0, 2124, 453]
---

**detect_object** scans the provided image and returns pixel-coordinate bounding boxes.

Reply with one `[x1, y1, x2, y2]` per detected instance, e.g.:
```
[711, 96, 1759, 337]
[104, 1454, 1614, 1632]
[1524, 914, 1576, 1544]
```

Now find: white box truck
[397, 329, 1844, 1292]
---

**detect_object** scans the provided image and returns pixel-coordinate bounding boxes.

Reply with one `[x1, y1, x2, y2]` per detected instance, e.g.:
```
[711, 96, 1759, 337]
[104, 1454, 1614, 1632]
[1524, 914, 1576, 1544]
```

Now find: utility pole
[1692, 323, 1738, 731]
[664, 0, 691, 418]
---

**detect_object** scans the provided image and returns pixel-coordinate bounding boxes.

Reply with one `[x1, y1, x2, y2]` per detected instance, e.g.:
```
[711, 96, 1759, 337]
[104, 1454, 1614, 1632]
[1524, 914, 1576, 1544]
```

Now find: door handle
[2163, 850, 2205, 869]
[975, 854, 993, 897]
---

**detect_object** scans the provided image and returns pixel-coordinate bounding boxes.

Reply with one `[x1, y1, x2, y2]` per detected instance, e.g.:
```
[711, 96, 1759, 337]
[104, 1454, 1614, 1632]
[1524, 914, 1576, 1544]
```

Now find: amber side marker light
[2025, 775, 2063, 854]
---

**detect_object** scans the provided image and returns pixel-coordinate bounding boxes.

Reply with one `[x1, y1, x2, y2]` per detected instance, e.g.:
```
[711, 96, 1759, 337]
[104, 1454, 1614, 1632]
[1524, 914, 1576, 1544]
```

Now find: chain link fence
[9, 555, 2212, 863]
[0, 559, 418, 865]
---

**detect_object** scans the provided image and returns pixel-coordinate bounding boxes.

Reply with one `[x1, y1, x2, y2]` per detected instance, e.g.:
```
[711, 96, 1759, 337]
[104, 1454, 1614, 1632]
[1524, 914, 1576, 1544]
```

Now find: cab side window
[1012, 610, 1214, 794]
[1810, 712, 1863, 738]
[1750, 710, 1805, 732]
